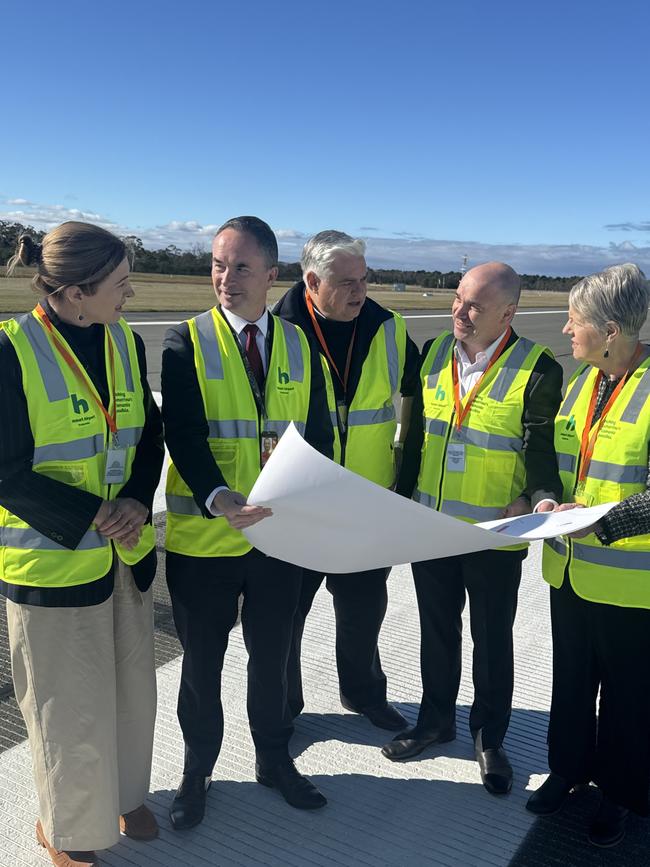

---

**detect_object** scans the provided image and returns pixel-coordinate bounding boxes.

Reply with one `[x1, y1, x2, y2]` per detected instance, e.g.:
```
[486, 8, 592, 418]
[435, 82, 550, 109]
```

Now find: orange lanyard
[578, 343, 643, 482]
[305, 290, 357, 392]
[451, 328, 512, 431]
[35, 304, 119, 441]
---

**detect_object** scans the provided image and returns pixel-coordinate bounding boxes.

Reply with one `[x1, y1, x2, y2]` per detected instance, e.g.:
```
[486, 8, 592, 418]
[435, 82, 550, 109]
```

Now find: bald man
[382, 263, 563, 796]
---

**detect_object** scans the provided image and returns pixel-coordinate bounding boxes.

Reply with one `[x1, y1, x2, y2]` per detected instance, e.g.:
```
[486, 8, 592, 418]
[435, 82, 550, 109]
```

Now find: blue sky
[1, 0, 649, 276]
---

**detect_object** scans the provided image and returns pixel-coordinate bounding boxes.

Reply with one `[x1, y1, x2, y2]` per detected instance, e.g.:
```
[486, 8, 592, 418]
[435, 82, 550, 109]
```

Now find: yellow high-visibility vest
[165, 308, 312, 557]
[0, 311, 155, 589]
[414, 331, 551, 550]
[320, 312, 407, 487]
[542, 358, 650, 608]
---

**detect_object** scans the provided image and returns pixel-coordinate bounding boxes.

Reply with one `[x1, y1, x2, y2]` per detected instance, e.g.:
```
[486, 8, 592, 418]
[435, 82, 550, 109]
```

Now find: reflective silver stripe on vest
[0, 526, 107, 550]
[451, 426, 523, 453]
[559, 365, 591, 417]
[19, 313, 69, 402]
[440, 501, 504, 521]
[32, 425, 144, 465]
[413, 489, 437, 509]
[557, 452, 576, 473]
[166, 494, 203, 516]
[195, 311, 224, 380]
[545, 536, 568, 557]
[348, 405, 396, 427]
[330, 411, 338, 427]
[587, 460, 647, 484]
[383, 316, 399, 394]
[426, 334, 455, 390]
[107, 323, 135, 392]
[207, 419, 258, 439]
[488, 337, 536, 402]
[573, 542, 650, 571]
[266, 420, 306, 437]
[620, 367, 650, 424]
[424, 418, 449, 437]
[276, 317, 304, 383]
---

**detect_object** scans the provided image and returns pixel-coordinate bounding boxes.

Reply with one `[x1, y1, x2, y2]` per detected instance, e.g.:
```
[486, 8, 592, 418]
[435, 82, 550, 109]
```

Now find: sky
[1, 0, 649, 276]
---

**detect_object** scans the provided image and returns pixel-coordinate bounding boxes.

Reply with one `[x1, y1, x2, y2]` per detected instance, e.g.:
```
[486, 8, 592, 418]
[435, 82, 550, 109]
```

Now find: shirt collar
[221, 307, 269, 338]
[455, 330, 508, 367]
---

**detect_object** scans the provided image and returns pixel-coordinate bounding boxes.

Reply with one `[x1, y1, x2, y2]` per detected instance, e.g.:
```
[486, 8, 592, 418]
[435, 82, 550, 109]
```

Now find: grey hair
[301, 230, 366, 280]
[569, 263, 649, 337]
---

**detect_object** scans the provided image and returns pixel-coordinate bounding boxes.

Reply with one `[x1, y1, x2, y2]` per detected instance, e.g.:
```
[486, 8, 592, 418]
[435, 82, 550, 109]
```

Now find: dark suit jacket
[0, 300, 164, 605]
[397, 329, 564, 507]
[161, 308, 333, 516]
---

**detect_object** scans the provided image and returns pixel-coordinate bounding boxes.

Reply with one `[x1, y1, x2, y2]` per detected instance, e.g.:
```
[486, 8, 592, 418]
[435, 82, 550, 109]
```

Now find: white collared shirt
[221, 306, 269, 374]
[206, 306, 269, 514]
[454, 331, 508, 398]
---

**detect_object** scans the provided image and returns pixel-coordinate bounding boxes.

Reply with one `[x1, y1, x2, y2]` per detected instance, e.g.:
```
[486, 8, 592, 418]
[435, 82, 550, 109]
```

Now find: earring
[603, 347, 609, 358]
[78, 313, 84, 321]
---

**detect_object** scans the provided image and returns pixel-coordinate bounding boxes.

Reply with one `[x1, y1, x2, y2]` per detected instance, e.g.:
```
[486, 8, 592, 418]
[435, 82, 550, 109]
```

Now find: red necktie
[243, 323, 264, 390]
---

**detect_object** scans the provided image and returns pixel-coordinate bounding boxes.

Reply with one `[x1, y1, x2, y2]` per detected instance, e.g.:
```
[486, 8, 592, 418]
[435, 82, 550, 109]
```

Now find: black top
[0, 299, 164, 605]
[273, 282, 421, 458]
[161, 308, 333, 515]
[397, 329, 564, 507]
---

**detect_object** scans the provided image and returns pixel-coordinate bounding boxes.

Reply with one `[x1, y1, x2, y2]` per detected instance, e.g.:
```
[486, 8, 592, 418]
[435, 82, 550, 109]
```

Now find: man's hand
[535, 500, 556, 514]
[214, 490, 272, 529]
[502, 496, 531, 518]
[94, 497, 148, 542]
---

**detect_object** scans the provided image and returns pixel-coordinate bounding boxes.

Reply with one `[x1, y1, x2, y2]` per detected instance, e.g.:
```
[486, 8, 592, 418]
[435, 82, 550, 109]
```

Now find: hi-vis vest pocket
[209, 441, 239, 491]
[34, 462, 88, 488]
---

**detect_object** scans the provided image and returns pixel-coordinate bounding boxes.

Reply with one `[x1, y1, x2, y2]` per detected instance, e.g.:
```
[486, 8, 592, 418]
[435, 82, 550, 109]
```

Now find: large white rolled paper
[244, 424, 614, 573]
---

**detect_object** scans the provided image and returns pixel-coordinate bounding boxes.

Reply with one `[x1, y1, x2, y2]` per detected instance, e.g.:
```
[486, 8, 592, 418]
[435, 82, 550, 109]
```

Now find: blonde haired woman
[1, 222, 163, 866]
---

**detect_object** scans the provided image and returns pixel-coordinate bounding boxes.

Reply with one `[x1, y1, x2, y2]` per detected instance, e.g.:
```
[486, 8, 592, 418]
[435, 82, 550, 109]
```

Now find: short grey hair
[570, 263, 649, 337]
[301, 230, 366, 281]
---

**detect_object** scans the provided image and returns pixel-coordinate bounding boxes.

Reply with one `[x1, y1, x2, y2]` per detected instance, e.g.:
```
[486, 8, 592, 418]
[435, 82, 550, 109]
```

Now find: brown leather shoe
[119, 803, 159, 840]
[35, 820, 99, 867]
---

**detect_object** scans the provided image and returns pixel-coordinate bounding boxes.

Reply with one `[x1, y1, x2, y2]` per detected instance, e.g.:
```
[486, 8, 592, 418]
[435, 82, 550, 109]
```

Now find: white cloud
[2, 198, 649, 277]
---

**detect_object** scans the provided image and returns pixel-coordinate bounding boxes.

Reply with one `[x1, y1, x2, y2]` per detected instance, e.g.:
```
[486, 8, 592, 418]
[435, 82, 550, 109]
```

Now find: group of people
[0, 217, 648, 866]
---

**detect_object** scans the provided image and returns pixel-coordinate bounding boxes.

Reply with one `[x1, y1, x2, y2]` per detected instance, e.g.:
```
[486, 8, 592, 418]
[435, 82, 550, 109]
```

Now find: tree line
[0, 220, 579, 292]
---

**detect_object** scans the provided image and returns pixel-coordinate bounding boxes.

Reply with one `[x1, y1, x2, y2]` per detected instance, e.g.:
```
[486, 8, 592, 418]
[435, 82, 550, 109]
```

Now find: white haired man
[274, 230, 420, 731]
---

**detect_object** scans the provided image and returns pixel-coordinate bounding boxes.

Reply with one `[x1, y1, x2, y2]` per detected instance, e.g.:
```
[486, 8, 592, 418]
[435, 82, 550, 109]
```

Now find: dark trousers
[167, 548, 301, 775]
[287, 567, 389, 715]
[548, 575, 650, 815]
[412, 548, 524, 748]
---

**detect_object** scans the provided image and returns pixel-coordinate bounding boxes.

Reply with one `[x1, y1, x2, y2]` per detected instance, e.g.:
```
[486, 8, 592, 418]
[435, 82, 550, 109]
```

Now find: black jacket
[273, 282, 421, 456]
[397, 329, 564, 506]
[0, 300, 164, 605]
[162, 308, 333, 516]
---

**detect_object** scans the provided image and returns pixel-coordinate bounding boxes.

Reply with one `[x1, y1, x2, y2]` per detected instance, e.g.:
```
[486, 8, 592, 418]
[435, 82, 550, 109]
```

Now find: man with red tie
[162, 217, 333, 829]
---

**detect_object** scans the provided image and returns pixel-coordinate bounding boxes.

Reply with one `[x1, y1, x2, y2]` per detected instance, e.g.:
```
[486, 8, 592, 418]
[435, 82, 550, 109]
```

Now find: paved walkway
[1, 518, 648, 864]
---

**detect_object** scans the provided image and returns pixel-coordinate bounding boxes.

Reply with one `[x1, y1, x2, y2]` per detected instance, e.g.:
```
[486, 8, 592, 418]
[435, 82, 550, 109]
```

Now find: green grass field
[0, 271, 569, 314]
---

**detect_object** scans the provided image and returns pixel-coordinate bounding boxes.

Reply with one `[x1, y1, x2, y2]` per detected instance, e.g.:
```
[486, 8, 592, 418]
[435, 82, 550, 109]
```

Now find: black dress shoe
[381, 726, 456, 761]
[588, 796, 629, 848]
[256, 758, 327, 809]
[169, 774, 212, 830]
[476, 747, 513, 795]
[526, 773, 573, 815]
[341, 699, 407, 731]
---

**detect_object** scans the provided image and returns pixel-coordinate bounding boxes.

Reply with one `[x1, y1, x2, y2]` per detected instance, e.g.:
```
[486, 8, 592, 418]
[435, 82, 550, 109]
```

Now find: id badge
[260, 430, 278, 467]
[446, 442, 466, 472]
[336, 400, 348, 433]
[104, 446, 127, 484]
[573, 480, 594, 507]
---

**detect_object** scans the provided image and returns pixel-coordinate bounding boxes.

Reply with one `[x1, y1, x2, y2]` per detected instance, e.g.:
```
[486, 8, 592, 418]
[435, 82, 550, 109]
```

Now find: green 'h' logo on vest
[565, 414, 576, 432]
[71, 392, 90, 415]
[435, 384, 446, 401]
[277, 367, 290, 385]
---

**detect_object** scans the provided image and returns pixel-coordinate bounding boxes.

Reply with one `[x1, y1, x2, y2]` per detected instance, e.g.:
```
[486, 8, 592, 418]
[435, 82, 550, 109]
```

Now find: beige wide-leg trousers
[7, 558, 157, 851]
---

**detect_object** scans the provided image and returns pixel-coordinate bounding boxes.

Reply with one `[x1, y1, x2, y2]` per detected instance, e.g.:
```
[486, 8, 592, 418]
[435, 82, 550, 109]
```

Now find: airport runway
[122, 307, 650, 392]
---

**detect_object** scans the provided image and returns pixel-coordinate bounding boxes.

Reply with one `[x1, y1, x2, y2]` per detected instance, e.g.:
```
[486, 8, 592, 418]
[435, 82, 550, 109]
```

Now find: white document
[244, 425, 614, 573]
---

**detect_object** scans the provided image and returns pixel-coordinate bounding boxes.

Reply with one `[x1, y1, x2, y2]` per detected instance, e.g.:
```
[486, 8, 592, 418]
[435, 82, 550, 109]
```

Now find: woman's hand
[214, 490, 272, 529]
[94, 497, 148, 542]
